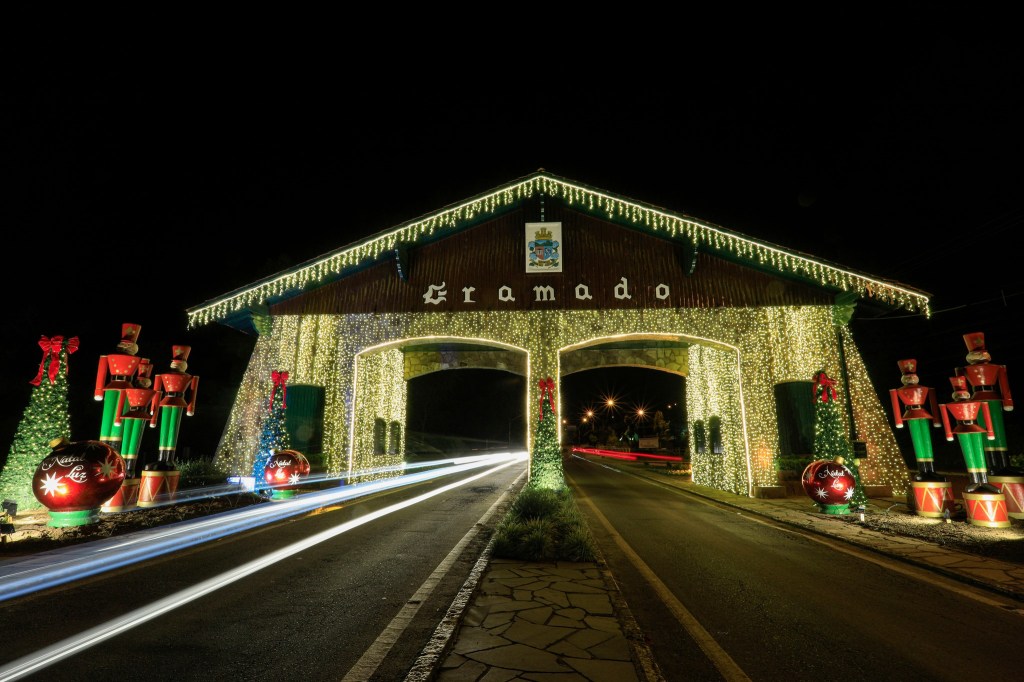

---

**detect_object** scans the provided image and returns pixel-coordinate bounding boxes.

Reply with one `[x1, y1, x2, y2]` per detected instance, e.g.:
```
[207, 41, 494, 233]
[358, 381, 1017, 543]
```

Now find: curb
[590, 539, 665, 682]
[404, 535, 497, 681]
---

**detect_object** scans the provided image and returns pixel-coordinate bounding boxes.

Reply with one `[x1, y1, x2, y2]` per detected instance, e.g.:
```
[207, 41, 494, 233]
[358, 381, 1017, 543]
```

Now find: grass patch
[492, 485, 596, 562]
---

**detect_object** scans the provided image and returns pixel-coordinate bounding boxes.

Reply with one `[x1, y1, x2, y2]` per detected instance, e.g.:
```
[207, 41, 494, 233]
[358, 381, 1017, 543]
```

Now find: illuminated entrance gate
[189, 171, 929, 497]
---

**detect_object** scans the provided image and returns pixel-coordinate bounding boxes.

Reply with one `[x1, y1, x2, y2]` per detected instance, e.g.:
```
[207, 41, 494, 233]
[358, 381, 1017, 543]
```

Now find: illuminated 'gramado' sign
[420, 277, 666, 306]
[418, 221, 670, 307]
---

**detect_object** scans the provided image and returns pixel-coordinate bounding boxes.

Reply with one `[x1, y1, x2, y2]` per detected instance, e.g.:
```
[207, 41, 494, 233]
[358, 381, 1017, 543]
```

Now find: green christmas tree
[0, 336, 77, 511]
[811, 370, 867, 506]
[252, 370, 291, 491]
[530, 377, 564, 490]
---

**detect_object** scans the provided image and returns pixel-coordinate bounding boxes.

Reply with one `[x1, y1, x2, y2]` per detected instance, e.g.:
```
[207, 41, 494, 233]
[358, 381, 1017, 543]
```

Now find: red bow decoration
[812, 371, 837, 403]
[30, 335, 78, 386]
[538, 377, 555, 420]
[269, 370, 289, 410]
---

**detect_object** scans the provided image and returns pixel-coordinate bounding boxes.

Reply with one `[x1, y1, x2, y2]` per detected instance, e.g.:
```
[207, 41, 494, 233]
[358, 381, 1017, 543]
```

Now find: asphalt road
[0, 458, 526, 682]
[566, 455, 1023, 682]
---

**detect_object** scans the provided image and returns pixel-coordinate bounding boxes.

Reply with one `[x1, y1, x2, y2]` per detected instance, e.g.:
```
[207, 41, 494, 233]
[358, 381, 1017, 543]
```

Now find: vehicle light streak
[160, 453, 510, 505]
[571, 447, 683, 462]
[0, 453, 526, 682]
[631, 452, 684, 461]
[0, 452, 528, 604]
[571, 447, 638, 461]
[571, 452, 628, 473]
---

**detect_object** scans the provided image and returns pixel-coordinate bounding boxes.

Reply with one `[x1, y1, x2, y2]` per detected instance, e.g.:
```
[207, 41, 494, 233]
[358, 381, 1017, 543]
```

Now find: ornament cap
[49, 436, 70, 449]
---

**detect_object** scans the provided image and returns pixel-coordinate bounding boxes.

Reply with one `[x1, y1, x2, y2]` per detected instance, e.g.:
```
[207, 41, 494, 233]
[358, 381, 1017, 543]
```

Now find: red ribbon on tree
[30, 335, 78, 386]
[269, 370, 289, 411]
[538, 377, 555, 420]
[812, 371, 837, 403]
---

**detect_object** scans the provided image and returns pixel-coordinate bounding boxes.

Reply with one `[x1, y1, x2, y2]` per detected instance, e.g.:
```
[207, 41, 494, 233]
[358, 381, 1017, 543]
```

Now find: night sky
[3, 32, 1022, 466]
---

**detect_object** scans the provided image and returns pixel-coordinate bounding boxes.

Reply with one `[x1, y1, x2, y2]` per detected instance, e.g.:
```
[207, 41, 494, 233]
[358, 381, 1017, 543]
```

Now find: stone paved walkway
[435, 559, 642, 681]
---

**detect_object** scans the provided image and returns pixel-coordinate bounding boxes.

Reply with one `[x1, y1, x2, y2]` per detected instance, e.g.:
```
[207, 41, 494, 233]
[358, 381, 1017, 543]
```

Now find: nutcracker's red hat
[121, 323, 141, 344]
[137, 358, 153, 378]
[171, 345, 191, 362]
[963, 332, 986, 352]
[949, 375, 968, 391]
[897, 359, 917, 375]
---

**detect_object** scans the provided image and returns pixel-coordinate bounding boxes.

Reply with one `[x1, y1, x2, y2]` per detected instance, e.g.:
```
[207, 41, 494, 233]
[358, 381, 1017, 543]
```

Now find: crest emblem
[525, 222, 562, 272]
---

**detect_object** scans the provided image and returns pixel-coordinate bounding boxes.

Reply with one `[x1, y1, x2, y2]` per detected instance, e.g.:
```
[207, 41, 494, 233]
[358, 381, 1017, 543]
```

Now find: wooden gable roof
[187, 170, 930, 331]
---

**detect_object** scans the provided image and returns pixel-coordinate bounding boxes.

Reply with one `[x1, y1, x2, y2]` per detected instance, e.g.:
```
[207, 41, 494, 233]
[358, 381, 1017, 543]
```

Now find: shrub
[518, 518, 557, 561]
[491, 485, 596, 562]
[559, 526, 596, 562]
[509, 486, 563, 520]
[177, 458, 230, 488]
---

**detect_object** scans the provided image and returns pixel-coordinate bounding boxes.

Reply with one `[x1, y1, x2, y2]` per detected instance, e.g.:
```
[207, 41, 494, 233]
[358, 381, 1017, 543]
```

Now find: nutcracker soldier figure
[890, 359, 953, 518]
[939, 375, 1009, 528]
[137, 346, 198, 507]
[94, 323, 143, 454]
[960, 332, 1024, 517]
[958, 332, 1019, 475]
[101, 359, 157, 512]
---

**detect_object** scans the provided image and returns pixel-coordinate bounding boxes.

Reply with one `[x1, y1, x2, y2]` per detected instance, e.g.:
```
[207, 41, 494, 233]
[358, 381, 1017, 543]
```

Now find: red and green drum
[989, 475, 1024, 519]
[910, 480, 956, 518]
[962, 490, 1010, 528]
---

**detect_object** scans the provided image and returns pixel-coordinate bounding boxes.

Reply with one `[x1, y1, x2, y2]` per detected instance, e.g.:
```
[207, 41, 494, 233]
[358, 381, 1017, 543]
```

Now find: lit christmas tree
[252, 370, 290, 491]
[812, 370, 867, 506]
[0, 335, 78, 511]
[530, 377, 563, 489]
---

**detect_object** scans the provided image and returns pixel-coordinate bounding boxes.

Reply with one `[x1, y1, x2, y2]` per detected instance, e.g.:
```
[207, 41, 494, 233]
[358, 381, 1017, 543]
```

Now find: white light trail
[0, 453, 526, 682]
[0, 452, 527, 603]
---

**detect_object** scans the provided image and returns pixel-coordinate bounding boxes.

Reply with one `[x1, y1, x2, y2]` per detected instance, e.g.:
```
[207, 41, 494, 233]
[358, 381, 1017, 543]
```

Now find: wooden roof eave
[187, 170, 931, 329]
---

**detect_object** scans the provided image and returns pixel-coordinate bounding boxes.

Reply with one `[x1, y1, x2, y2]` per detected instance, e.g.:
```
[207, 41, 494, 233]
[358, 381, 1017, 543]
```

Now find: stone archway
[559, 333, 750, 494]
[213, 306, 909, 498]
[350, 336, 530, 480]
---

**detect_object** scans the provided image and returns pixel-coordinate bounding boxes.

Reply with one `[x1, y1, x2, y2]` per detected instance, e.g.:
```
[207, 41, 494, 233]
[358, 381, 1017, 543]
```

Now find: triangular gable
[187, 170, 930, 328]
[269, 203, 839, 317]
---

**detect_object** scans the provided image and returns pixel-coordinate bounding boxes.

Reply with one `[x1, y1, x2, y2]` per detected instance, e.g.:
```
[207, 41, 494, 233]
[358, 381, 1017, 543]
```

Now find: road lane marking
[570, 472, 752, 682]
[602, 463, 1024, 614]
[342, 467, 526, 681]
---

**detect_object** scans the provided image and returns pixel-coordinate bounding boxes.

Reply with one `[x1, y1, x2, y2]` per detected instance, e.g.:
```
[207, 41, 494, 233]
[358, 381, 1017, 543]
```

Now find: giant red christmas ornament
[801, 459, 856, 515]
[263, 449, 310, 500]
[33, 438, 126, 527]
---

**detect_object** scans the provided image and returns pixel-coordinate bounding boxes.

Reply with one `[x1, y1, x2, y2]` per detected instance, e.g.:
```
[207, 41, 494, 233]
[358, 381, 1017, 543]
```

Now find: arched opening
[406, 368, 527, 457]
[560, 366, 686, 454]
[350, 336, 529, 472]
